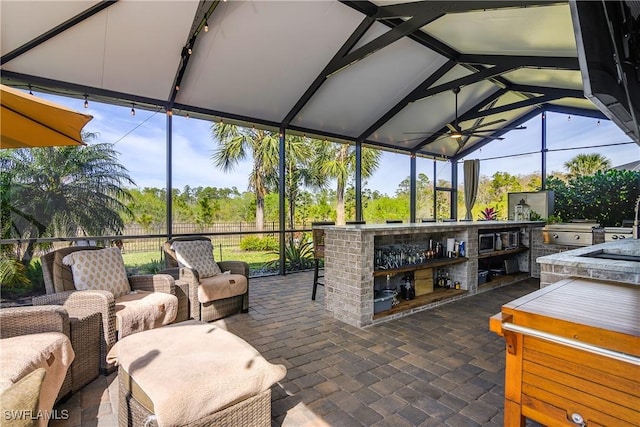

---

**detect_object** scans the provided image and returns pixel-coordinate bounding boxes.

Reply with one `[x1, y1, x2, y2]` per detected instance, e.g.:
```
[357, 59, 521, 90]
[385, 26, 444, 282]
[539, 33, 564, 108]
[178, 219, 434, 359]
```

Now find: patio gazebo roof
[2, 1, 639, 159]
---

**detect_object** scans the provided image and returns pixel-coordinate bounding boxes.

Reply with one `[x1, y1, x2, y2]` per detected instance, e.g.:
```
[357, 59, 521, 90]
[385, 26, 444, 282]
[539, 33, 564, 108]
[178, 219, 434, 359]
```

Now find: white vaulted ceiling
[0, 1, 618, 159]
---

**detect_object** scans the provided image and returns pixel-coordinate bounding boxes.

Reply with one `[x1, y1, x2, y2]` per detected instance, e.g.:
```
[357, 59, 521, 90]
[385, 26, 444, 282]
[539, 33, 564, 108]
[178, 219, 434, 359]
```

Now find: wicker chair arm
[158, 268, 200, 321]
[33, 289, 114, 309]
[217, 261, 249, 277]
[158, 267, 179, 279]
[0, 306, 70, 339]
[32, 289, 116, 357]
[129, 274, 175, 294]
[159, 267, 200, 284]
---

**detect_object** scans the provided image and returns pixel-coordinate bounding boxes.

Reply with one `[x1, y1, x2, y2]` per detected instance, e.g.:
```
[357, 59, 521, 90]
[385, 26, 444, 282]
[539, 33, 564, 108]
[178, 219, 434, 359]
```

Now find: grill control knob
[620, 235, 626, 239]
[574, 235, 580, 240]
[553, 234, 559, 239]
[612, 235, 619, 239]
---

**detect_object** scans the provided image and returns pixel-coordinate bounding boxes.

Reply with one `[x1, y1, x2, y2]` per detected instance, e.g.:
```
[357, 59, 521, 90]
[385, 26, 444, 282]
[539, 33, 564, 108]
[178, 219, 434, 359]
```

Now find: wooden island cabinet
[490, 277, 640, 427]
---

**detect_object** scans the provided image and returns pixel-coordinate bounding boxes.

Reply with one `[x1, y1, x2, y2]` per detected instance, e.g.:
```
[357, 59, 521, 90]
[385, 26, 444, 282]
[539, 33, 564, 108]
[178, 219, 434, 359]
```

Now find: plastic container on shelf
[374, 290, 396, 313]
[478, 270, 489, 284]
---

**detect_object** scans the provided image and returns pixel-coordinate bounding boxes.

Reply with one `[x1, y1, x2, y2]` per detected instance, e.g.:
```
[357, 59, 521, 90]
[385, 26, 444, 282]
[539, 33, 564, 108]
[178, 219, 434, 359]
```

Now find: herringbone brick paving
[51, 271, 542, 427]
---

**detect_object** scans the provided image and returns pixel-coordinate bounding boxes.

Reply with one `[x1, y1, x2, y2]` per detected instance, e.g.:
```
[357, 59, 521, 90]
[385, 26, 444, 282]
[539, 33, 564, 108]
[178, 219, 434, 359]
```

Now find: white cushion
[62, 247, 131, 298]
[171, 240, 221, 278]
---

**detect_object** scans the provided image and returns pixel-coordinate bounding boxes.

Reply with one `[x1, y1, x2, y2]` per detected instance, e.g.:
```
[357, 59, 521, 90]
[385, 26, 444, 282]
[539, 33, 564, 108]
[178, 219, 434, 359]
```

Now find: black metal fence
[120, 222, 307, 253]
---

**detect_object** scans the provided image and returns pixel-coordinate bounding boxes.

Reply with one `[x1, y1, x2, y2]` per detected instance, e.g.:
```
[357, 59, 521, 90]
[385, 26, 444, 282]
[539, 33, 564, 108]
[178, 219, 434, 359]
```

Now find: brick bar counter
[317, 221, 545, 328]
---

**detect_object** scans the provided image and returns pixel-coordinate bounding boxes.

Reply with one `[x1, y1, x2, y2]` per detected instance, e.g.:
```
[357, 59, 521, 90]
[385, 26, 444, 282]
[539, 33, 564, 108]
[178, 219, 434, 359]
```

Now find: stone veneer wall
[539, 258, 640, 287]
[530, 228, 587, 285]
[323, 228, 373, 328]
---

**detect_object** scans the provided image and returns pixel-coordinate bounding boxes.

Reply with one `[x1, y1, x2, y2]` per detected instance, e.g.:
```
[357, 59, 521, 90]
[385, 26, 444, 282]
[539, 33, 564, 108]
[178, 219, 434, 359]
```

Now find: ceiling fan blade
[461, 125, 527, 133]
[465, 134, 505, 140]
[446, 123, 460, 133]
[466, 118, 506, 131]
[404, 135, 445, 142]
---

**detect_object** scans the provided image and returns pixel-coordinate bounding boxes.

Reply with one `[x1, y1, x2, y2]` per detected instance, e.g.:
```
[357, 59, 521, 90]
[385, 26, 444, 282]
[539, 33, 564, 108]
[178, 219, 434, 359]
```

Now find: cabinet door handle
[501, 322, 640, 366]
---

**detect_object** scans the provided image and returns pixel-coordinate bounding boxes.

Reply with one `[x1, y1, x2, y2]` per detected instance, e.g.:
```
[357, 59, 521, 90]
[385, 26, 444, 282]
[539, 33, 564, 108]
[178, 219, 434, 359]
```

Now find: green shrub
[25, 260, 44, 294]
[132, 259, 164, 275]
[264, 236, 314, 271]
[546, 170, 640, 225]
[240, 235, 278, 251]
[0, 257, 30, 289]
[0, 258, 43, 297]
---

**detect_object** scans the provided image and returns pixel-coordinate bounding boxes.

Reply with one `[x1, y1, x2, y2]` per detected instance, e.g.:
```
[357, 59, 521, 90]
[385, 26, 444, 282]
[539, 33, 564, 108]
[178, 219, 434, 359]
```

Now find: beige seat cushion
[114, 291, 178, 338]
[0, 333, 75, 426]
[197, 273, 247, 303]
[107, 320, 286, 427]
[0, 368, 46, 427]
[62, 247, 131, 298]
[171, 240, 222, 278]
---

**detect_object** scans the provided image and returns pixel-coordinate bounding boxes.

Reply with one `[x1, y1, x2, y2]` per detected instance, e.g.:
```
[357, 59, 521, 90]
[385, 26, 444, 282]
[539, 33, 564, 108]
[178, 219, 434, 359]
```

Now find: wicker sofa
[34, 246, 189, 374]
[161, 237, 249, 322]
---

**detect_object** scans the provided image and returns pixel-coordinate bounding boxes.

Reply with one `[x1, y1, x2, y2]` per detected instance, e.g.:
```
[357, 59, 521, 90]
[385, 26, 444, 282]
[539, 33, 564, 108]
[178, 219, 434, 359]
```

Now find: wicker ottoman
[108, 320, 286, 427]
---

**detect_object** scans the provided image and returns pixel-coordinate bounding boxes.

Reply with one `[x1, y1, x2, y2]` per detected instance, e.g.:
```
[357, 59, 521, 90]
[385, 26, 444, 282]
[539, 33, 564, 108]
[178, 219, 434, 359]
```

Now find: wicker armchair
[0, 306, 74, 407]
[161, 237, 249, 322]
[34, 246, 189, 374]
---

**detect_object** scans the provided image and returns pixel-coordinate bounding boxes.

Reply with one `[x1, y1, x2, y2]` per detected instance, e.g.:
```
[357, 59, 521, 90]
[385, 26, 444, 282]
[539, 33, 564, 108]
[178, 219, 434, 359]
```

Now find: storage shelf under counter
[477, 246, 528, 259]
[372, 257, 467, 277]
[317, 220, 544, 328]
[373, 287, 468, 321]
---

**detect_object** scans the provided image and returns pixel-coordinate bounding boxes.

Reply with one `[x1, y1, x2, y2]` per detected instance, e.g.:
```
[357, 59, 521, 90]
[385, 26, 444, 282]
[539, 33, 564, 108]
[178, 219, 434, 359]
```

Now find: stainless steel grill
[542, 222, 601, 246]
[603, 226, 633, 242]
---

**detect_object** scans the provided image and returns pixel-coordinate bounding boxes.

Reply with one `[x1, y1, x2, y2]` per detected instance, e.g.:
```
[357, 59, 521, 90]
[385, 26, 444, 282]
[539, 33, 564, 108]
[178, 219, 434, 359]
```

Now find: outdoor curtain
[463, 159, 480, 220]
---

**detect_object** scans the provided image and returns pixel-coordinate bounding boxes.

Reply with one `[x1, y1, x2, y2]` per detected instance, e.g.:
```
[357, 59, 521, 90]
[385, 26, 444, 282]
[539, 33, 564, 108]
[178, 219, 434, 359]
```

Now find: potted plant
[479, 207, 497, 221]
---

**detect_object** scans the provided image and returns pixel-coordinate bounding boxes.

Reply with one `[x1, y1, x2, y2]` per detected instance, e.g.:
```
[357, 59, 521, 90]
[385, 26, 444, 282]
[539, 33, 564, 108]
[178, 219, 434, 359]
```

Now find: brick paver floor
[50, 271, 541, 427]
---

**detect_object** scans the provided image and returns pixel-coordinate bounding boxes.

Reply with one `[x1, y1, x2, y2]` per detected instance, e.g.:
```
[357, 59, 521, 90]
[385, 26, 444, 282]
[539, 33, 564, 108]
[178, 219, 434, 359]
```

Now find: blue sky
[38, 90, 640, 196]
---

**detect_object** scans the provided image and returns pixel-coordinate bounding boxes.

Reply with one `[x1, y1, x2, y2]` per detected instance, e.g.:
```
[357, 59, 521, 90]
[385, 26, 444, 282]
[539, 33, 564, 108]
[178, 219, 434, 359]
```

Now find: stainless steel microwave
[478, 233, 496, 253]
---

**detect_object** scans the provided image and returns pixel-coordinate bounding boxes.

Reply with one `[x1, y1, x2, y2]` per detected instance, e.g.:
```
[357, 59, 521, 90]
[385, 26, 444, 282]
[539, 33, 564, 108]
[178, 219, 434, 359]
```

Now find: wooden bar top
[498, 277, 640, 357]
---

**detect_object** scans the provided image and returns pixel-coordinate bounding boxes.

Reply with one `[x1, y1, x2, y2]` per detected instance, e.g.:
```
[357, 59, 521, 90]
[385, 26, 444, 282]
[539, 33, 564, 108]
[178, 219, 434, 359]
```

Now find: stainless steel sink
[581, 250, 640, 262]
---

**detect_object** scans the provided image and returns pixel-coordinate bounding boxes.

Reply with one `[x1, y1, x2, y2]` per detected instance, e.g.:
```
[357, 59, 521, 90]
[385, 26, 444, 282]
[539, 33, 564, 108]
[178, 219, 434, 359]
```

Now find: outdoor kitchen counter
[317, 220, 545, 327]
[537, 239, 640, 287]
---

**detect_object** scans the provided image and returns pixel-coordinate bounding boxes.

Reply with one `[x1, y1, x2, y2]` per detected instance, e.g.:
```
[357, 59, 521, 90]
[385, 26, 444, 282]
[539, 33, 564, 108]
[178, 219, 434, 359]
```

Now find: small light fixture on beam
[84, 94, 89, 109]
[185, 113, 190, 120]
[204, 20, 209, 32]
[597, 120, 601, 126]
[130, 103, 136, 116]
[567, 115, 571, 121]
[28, 84, 33, 95]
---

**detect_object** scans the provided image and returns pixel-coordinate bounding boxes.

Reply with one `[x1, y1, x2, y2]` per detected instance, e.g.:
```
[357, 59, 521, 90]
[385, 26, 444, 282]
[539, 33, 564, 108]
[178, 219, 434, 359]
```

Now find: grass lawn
[122, 248, 276, 275]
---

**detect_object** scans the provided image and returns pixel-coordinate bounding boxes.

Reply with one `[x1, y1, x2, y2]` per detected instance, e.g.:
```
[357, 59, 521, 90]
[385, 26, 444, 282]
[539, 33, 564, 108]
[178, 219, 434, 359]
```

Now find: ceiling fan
[404, 87, 527, 143]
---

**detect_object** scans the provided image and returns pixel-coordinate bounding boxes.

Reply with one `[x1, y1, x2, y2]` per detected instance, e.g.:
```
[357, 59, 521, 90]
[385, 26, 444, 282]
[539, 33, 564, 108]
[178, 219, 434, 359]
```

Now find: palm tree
[211, 124, 279, 233]
[316, 142, 381, 225]
[2, 135, 135, 264]
[283, 136, 326, 230]
[563, 153, 611, 178]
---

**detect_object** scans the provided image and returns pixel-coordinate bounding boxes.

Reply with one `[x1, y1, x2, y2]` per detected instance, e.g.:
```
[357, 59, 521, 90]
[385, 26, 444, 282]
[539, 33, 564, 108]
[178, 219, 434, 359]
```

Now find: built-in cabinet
[320, 221, 544, 328]
[477, 226, 531, 290]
